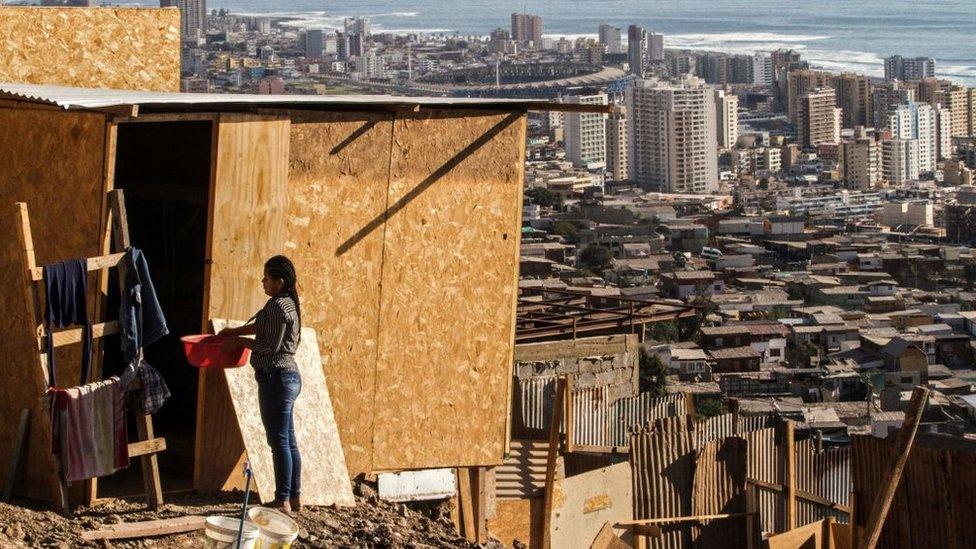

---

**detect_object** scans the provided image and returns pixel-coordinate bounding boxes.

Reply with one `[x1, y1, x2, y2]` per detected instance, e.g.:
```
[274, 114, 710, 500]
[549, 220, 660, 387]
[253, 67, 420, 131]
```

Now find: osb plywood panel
[0, 108, 108, 502]
[212, 320, 355, 507]
[0, 7, 180, 91]
[282, 110, 394, 477]
[196, 115, 290, 492]
[489, 498, 544, 549]
[550, 462, 633, 548]
[372, 110, 526, 470]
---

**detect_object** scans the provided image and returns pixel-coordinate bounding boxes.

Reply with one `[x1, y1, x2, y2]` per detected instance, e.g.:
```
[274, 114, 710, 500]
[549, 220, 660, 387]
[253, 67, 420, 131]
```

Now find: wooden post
[745, 483, 756, 549]
[849, 490, 858, 549]
[457, 468, 475, 541]
[541, 377, 566, 549]
[782, 419, 796, 531]
[857, 386, 929, 549]
[564, 374, 575, 453]
[825, 517, 836, 549]
[2, 409, 31, 502]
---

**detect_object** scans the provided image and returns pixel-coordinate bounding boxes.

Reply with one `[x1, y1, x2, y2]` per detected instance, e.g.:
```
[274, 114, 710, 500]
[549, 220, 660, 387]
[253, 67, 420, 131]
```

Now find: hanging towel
[50, 377, 128, 483]
[43, 259, 92, 387]
[119, 248, 169, 365]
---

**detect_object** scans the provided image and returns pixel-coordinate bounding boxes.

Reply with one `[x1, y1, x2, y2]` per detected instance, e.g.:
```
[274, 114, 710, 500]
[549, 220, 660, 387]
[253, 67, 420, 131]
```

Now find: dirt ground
[0, 482, 501, 548]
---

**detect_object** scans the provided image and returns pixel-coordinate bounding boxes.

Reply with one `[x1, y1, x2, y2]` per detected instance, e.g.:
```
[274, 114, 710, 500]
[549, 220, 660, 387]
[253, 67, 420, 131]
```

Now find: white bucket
[203, 515, 260, 549]
[247, 507, 299, 549]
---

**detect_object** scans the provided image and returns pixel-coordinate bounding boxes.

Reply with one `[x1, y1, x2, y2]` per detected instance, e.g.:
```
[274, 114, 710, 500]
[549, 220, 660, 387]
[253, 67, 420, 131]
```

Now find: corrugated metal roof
[0, 82, 602, 112]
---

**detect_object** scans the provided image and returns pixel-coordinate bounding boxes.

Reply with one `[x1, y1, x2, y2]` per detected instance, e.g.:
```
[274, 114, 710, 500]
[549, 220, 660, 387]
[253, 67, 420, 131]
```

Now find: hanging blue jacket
[119, 248, 169, 364]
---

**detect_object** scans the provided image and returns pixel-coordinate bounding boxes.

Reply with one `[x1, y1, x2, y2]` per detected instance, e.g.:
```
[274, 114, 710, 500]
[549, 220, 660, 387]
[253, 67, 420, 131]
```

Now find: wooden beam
[857, 386, 929, 549]
[2, 409, 30, 502]
[473, 467, 488, 544]
[127, 437, 167, 458]
[617, 512, 755, 526]
[541, 377, 566, 549]
[564, 374, 575, 453]
[79, 516, 206, 541]
[746, 479, 851, 514]
[456, 468, 475, 541]
[29, 251, 125, 281]
[38, 320, 120, 351]
[783, 419, 797, 530]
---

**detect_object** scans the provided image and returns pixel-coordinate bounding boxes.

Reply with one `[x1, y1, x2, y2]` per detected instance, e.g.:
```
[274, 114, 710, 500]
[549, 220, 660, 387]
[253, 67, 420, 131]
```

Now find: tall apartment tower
[304, 29, 324, 60]
[625, 77, 719, 193]
[606, 106, 630, 182]
[344, 17, 371, 37]
[835, 73, 873, 129]
[627, 25, 648, 76]
[872, 81, 916, 128]
[648, 33, 665, 62]
[840, 129, 881, 190]
[887, 101, 937, 174]
[884, 55, 935, 81]
[797, 88, 841, 147]
[882, 139, 920, 184]
[752, 52, 773, 86]
[563, 94, 609, 169]
[160, 0, 207, 39]
[511, 13, 543, 46]
[786, 69, 833, 125]
[715, 89, 739, 149]
[598, 24, 622, 54]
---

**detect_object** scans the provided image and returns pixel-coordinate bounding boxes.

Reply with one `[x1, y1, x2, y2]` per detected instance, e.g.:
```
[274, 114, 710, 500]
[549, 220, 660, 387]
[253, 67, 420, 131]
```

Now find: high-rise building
[797, 87, 841, 148]
[938, 82, 970, 138]
[598, 24, 622, 54]
[839, 129, 881, 190]
[335, 33, 351, 61]
[884, 55, 935, 81]
[344, 17, 371, 37]
[872, 81, 916, 128]
[715, 89, 739, 150]
[786, 69, 833, 125]
[669, 55, 696, 78]
[511, 13, 543, 46]
[648, 33, 665, 62]
[160, 0, 207, 40]
[700, 53, 729, 86]
[303, 29, 324, 60]
[626, 77, 719, 193]
[563, 94, 609, 169]
[834, 73, 873, 129]
[882, 138, 920, 184]
[348, 33, 365, 58]
[752, 53, 773, 86]
[936, 105, 953, 159]
[606, 106, 629, 182]
[627, 25, 648, 76]
[887, 101, 937, 174]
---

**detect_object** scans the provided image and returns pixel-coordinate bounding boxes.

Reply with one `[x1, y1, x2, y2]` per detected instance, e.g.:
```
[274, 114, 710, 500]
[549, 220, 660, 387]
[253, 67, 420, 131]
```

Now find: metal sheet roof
[0, 82, 606, 113]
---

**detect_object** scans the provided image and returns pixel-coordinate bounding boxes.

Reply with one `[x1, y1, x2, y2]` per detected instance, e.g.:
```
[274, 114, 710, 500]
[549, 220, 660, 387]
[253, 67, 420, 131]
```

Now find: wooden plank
[0, 7, 180, 91]
[38, 320, 120, 350]
[565, 374, 576, 453]
[214, 320, 355, 507]
[127, 437, 167, 458]
[783, 419, 797, 530]
[2, 409, 30, 502]
[766, 519, 827, 549]
[135, 414, 163, 510]
[457, 468, 476, 541]
[29, 251, 125, 281]
[474, 467, 488, 543]
[371, 110, 525, 470]
[747, 479, 851, 514]
[590, 522, 631, 549]
[858, 386, 929, 549]
[79, 516, 206, 541]
[542, 377, 566, 549]
[195, 114, 290, 493]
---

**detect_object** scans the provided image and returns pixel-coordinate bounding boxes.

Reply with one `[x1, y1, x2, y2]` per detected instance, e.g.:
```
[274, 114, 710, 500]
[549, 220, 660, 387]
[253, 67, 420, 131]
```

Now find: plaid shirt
[122, 358, 170, 415]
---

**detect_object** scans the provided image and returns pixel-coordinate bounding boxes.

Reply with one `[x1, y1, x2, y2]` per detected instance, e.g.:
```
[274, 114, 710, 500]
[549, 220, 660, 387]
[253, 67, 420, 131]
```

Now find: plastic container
[182, 335, 251, 368]
[203, 516, 259, 549]
[247, 507, 299, 549]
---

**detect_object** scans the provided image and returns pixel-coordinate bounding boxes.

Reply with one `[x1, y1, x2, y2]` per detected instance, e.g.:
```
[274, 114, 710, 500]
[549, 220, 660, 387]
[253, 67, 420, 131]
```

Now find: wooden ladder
[15, 189, 165, 513]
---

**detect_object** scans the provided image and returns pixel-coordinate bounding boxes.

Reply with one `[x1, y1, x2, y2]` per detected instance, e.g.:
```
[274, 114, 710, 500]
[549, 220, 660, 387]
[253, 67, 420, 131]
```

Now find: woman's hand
[218, 326, 238, 337]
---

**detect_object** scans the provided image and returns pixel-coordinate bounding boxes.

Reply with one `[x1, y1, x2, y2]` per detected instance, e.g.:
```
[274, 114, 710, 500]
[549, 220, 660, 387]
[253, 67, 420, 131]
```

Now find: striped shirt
[251, 295, 300, 372]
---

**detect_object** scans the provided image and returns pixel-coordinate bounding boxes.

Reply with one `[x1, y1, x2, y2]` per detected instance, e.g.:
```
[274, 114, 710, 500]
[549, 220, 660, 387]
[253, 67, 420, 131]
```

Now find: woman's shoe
[265, 499, 292, 514]
[289, 496, 303, 513]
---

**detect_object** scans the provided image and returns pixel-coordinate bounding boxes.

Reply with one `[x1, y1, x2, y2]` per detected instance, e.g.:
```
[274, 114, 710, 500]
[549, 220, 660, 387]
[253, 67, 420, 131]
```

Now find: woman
[220, 255, 303, 513]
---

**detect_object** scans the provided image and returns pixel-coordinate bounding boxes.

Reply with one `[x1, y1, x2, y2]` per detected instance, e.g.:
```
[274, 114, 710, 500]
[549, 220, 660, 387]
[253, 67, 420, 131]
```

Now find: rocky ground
[0, 482, 501, 548]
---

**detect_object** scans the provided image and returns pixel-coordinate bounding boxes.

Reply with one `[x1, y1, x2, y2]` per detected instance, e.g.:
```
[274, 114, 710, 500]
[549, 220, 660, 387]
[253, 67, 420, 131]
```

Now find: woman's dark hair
[265, 255, 301, 323]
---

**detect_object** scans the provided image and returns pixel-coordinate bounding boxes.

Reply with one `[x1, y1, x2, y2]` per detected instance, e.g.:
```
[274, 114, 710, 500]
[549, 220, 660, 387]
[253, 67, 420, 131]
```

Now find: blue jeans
[255, 369, 302, 502]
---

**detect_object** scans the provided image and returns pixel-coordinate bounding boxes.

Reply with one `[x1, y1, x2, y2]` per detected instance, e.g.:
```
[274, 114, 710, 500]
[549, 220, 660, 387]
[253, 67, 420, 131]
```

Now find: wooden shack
[0, 83, 606, 504]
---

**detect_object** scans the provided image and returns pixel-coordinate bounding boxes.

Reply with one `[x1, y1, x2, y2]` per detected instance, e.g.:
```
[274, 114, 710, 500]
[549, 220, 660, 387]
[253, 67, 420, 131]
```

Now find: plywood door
[371, 110, 526, 470]
[0, 108, 110, 503]
[194, 114, 290, 492]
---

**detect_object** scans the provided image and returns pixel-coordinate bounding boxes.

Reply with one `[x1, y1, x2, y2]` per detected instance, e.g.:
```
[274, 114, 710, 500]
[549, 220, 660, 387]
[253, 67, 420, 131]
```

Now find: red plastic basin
[181, 335, 250, 368]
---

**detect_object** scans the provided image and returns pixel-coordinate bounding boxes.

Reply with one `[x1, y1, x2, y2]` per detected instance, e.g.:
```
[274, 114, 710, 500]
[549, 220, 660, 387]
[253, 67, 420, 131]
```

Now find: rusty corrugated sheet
[573, 389, 685, 447]
[744, 427, 781, 534]
[692, 437, 749, 549]
[495, 439, 549, 499]
[795, 440, 850, 526]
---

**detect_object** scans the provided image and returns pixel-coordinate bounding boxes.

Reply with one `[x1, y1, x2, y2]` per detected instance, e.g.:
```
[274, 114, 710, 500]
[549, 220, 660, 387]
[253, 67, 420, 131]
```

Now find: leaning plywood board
[550, 462, 633, 548]
[489, 498, 544, 549]
[280, 110, 394, 477]
[212, 320, 354, 507]
[0, 7, 180, 91]
[197, 115, 290, 492]
[0, 108, 109, 503]
[372, 110, 527, 469]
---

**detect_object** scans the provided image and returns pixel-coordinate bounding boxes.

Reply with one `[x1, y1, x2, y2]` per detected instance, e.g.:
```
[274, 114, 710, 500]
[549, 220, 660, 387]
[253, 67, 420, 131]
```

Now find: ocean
[172, 0, 976, 85]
